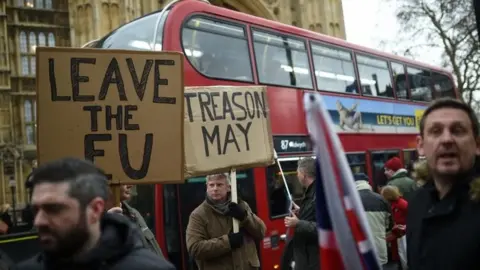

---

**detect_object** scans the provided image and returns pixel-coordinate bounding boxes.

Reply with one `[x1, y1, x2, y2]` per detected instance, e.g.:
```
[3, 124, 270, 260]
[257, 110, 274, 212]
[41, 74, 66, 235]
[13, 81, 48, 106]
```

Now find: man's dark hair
[29, 157, 109, 207]
[419, 98, 479, 137]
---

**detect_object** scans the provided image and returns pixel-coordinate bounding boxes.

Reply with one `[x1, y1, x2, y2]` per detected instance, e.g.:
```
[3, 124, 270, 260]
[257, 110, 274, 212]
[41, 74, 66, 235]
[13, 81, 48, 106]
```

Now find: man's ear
[87, 197, 105, 225]
[416, 135, 425, 157]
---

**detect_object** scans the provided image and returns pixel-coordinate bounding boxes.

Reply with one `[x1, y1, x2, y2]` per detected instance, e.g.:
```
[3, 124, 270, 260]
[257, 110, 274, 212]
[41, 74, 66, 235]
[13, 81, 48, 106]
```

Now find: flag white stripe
[318, 229, 338, 250]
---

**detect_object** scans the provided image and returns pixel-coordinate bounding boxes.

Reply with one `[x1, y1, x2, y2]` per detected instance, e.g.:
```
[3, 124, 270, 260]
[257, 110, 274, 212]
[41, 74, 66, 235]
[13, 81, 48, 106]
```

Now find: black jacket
[291, 181, 319, 270]
[14, 213, 175, 270]
[406, 177, 480, 270]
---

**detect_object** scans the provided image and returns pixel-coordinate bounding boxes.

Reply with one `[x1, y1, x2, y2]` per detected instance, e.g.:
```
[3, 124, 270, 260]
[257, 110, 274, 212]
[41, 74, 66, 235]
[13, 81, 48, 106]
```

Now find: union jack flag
[303, 93, 381, 270]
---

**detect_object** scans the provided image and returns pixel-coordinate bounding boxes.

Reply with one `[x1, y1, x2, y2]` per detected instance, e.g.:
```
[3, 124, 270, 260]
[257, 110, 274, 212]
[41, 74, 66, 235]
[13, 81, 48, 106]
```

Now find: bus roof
[171, 0, 451, 75]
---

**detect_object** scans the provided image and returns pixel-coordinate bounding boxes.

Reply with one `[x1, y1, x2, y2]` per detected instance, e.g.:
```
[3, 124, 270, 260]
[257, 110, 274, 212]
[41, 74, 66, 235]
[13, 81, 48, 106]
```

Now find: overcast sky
[342, 0, 442, 66]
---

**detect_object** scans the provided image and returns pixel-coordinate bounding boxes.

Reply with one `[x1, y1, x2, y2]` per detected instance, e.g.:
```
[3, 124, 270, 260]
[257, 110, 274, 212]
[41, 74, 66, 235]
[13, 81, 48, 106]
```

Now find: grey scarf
[205, 192, 231, 215]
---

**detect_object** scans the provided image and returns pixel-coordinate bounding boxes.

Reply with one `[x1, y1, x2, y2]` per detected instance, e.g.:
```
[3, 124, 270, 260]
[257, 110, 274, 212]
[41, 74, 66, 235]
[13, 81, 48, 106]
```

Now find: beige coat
[186, 200, 266, 270]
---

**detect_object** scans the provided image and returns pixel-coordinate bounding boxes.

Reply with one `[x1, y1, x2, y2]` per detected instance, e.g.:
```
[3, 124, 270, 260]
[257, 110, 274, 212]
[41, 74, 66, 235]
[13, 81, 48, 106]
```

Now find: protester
[407, 98, 480, 270]
[284, 157, 319, 270]
[186, 173, 265, 270]
[107, 185, 165, 258]
[381, 185, 408, 269]
[384, 157, 416, 201]
[15, 157, 175, 270]
[354, 173, 392, 268]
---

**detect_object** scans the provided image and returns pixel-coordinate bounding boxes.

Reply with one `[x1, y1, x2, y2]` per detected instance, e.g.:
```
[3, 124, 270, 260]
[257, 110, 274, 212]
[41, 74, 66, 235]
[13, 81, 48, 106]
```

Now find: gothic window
[21, 56, 29, 75]
[38, 33, 46, 47]
[30, 56, 36, 75]
[17, 0, 24, 7]
[48, 33, 55, 47]
[20, 32, 27, 52]
[45, 0, 52, 9]
[24, 100, 32, 122]
[24, 100, 36, 145]
[29, 32, 37, 52]
[35, 0, 43, 8]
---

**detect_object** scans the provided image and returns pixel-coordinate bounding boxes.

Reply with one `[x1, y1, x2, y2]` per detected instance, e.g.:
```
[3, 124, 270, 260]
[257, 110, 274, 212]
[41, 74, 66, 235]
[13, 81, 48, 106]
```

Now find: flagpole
[274, 150, 293, 214]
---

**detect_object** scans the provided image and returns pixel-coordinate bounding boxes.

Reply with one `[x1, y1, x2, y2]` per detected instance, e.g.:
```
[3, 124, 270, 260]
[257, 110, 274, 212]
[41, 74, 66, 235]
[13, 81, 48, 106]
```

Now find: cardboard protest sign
[36, 47, 184, 184]
[184, 86, 274, 178]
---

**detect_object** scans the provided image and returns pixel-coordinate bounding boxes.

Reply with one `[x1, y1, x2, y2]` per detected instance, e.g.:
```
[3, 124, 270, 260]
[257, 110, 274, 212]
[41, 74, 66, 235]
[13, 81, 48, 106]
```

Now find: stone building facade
[0, 0, 345, 206]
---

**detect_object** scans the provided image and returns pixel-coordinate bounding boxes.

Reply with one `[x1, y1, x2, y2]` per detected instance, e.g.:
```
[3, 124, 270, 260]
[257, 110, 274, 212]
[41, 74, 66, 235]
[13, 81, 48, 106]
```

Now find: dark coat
[406, 178, 480, 270]
[122, 202, 164, 258]
[14, 213, 175, 270]
[291, 182, 319, 270]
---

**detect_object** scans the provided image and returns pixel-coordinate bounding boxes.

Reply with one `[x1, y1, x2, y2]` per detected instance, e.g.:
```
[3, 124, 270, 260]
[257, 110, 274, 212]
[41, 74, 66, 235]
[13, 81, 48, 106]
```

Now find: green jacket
[387, 169, 416, 201]
[122, 202, 165, 258]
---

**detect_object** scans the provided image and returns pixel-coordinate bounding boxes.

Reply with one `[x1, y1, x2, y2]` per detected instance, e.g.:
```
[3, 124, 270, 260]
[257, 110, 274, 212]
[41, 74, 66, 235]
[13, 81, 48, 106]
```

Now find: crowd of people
[0, 97, 479, 270]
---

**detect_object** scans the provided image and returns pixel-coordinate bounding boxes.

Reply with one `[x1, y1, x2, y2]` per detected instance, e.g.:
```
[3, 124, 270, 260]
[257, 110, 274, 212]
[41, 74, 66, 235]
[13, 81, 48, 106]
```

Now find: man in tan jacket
[186, 173, 266, 270]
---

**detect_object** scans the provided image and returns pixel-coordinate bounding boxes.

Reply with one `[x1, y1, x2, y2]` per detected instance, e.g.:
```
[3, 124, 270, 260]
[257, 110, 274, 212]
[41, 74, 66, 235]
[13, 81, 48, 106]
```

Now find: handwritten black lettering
[153, 59, 176, 104]
[99, 57, 127, 101]
[231, 92, 247, 121]
[105, 105, 123, 131]
[244, 91, 256, 119]
[253, 91, 267, 118]
[198, 92, 214, 122]
[119, 134, 153, 180]
[184, 92, 196, 122]
[83, 105, 102, 131]
[222, 91, 235, 120]
[71, 58, 96, 102]
[49, 58, 70, 101]
[223, 124, 240, 154]
[201, 122, 253, 156]
[126, 58, 153, 101]
[84, 134, 112, 179]
[124, 105, 139, 130]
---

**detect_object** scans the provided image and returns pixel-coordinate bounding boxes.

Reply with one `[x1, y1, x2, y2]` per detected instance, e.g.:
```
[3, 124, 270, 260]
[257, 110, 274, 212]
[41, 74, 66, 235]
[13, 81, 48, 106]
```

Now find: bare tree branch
[383, 0, 480, 106]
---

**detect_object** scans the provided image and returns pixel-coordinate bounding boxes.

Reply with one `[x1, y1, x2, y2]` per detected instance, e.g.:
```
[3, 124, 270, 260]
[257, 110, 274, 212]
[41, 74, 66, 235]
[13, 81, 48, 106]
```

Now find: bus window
[311, 43, 357, 94]
[94, 11, 167, 50]
[252, 29, 313, 89]
[370, 150, 400, 192]
[432, 72, 456, 98]
[182, 17, 253, 82]
[407, 67, 433, 102]
[356, 54, 394, 98]
[346, 153, 366, 174]
[391, 62, 409, 99]
[266, 160, 304, 218]
[129, 185, 156, 233]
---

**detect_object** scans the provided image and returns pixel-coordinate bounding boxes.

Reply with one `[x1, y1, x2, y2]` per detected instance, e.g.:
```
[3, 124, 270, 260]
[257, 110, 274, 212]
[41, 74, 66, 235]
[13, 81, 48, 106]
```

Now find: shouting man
[407, 98, 480, 270]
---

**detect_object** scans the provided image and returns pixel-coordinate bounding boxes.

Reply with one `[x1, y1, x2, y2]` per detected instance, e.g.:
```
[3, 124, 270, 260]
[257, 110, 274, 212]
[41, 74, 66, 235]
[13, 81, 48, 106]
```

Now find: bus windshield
[94, 10, 169, 50]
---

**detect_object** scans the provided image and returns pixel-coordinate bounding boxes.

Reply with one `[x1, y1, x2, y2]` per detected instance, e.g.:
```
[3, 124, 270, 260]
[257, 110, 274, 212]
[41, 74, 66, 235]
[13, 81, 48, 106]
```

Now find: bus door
[369, 150, 401, 192]
[162, 170, 258, 270]
[264, 155, 312, 267]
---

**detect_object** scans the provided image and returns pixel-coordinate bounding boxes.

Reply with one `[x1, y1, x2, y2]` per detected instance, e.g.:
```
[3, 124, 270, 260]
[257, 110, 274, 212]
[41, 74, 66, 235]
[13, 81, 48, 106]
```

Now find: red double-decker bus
[86, 0, 458, 269]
